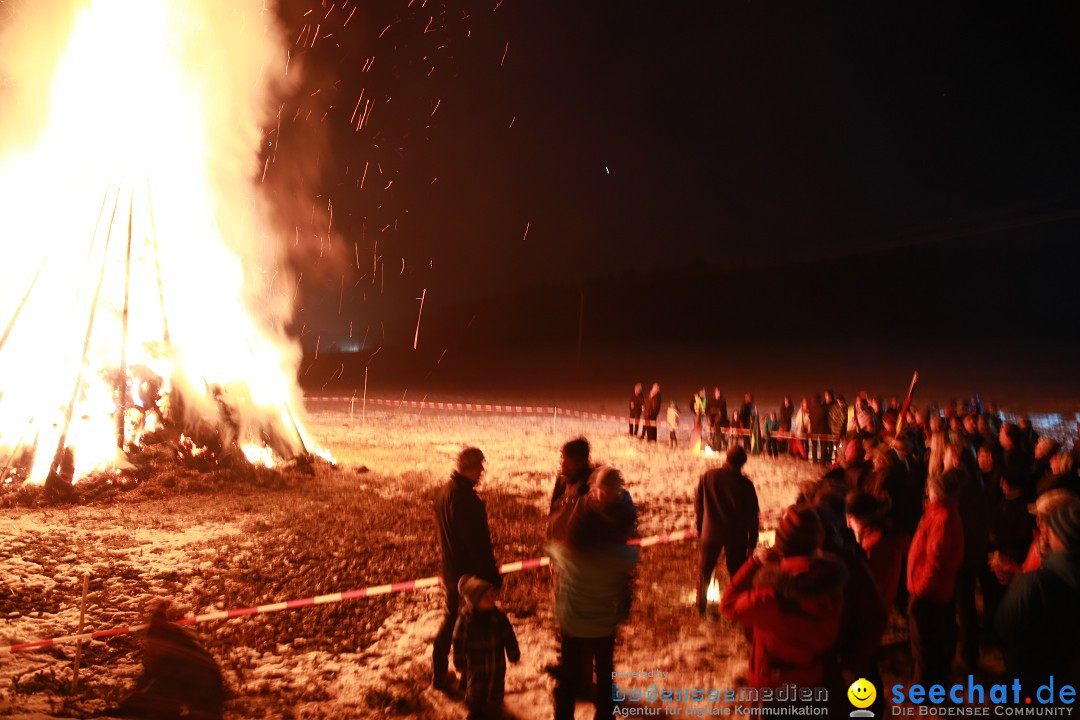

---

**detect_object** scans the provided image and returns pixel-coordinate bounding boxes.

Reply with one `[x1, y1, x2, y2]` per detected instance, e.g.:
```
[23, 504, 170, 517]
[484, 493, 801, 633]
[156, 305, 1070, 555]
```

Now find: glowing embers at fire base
[0, 0, 323, 488]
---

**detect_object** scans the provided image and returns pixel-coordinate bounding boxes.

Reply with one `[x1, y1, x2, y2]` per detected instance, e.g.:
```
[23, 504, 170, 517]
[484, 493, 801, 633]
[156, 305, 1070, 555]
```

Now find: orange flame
[0, 0, 323, 483]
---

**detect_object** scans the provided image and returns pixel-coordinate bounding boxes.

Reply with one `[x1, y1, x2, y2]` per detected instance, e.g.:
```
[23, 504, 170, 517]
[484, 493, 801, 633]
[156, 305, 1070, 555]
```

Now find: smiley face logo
[848, 678, 877, 712]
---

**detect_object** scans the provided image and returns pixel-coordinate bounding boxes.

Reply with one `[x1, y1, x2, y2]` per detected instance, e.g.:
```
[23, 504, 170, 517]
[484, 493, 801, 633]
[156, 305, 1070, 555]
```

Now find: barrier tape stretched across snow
[1, 527, 719, 654]
[302, 395, 841, 440]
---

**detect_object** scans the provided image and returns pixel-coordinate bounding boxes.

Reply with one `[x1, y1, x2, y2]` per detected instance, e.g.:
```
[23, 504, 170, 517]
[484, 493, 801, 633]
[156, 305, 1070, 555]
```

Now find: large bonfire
[0, 0, 319, 493]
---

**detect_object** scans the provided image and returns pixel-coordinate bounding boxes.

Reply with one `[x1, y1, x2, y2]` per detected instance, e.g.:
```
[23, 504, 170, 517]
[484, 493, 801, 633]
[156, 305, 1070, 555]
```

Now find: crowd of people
[434, 388, 1080, 718]
[102, 395, 1079, 719]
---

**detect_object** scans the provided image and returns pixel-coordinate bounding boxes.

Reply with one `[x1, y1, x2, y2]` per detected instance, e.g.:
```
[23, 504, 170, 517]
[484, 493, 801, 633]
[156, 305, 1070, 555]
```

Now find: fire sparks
[0, 0, 327, 485]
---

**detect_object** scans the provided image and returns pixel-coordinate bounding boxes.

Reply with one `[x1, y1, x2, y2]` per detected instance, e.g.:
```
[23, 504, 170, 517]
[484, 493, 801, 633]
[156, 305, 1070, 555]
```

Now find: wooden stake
[362, 368, 368, 427]
[145, 178, 172, 349]
[47, 189, 121, 490]
[72, 572, 89, 691]
[116, 189, 134, 448]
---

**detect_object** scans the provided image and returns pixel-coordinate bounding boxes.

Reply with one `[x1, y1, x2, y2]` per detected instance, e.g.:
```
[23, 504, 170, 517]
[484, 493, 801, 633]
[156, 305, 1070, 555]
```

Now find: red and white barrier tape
[0, 527, 703, 654]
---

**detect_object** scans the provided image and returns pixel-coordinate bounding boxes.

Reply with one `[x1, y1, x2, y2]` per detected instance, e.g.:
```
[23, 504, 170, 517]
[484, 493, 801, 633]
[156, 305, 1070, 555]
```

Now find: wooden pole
[47, 189, 121, 489]
[2, 187, 111, 353]
[72, 572, 89, 691]
[116, 190, 134, 448]
[145, 178, 172, 350]
[0, 257, 47, 353]
[894, 371, 920, 436]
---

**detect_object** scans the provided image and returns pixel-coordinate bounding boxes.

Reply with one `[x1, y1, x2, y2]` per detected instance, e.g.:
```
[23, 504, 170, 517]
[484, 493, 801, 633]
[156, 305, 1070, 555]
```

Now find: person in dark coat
[642, 383, 662, 442]
[985, 468, 1036, 623]
[548, 467, 639, 720]
[453, 575, 520, 720]
[549, 437, 593, 514]
[846, 490, 905, 617]
[778, 396, 794, 455]
[817, 492, 888, 720]
[433, 447, 502, 691]
[114, 601, 224, 720]
[1000, 423, 1034, 499]
[995, 499, 1080, 697]
[706, 387, 728, 451]
[694, 445, 759, 613]
[719, 506, 848, 692]
[907, 468, 965, 688]
[628, 383, 644, 437]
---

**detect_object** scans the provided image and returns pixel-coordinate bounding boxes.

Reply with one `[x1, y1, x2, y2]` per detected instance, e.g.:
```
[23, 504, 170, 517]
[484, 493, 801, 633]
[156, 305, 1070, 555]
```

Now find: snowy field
[0, 398, 993, 718]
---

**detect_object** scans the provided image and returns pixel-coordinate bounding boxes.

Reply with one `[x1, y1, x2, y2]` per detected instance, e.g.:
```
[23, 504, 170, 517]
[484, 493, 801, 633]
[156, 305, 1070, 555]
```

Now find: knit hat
[588, 465, 625, 494]
[1044, 500, 1080, 552]
[457, 574, 493, 610]
[776, 505, 822, 557]
[455, 447, 485, 473]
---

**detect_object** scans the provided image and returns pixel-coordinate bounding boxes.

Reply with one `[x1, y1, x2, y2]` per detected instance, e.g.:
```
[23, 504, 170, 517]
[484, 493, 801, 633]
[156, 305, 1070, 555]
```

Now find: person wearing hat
[719, 504, 848, 692]
[995, 498, 1080, 694]
[548, 465, 639, 720]
[694, 445, 759, 614]
[433, 447, 501, 692]
[452, 575, 520, 719]
[906, 467, 965, 688]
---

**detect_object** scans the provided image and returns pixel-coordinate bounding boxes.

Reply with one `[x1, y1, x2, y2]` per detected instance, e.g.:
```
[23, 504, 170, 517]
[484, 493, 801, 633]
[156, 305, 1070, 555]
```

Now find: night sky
[270, 1, 1080, 354]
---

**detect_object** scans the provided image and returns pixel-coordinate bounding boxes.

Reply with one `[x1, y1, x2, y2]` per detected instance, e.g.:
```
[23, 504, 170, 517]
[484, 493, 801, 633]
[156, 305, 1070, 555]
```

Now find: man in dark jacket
[628, 383, 644, 437]
[706, 388, 727, 450]
[694, 445, 759, 613]
[549, 437, 593, 514]
[433, 447, 502, 691]
[642, 383, 662, 442]
[995, 499, 1080, 697]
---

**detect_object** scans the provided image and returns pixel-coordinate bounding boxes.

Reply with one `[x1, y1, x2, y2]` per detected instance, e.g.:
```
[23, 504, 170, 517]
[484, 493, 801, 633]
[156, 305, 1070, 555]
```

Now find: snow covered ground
[0, 398, 1030, 718]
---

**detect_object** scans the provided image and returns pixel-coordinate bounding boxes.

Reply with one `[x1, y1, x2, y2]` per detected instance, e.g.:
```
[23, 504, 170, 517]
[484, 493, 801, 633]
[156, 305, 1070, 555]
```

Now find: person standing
[719, 506, 848, 691]
[548, 467, 639, 720]
[667, 401, 681, 448]
[433, 447, 502, 692]
[549, 437, 594, 514]
[995, 499, 1080, 696]
[906, 468, 965, 688]
[706, 388, 727, 451]
[643, 383, 662, 443]
[628, 383, 644, 438]
[452, 575, 521, 720]
[694, 446, 759, 613]
[778, 396, 794, 455]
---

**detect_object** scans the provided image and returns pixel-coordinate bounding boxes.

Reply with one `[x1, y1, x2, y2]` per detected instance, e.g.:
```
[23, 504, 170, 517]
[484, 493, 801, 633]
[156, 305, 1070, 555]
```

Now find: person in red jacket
[719, 505, 848, 691]
[906, 468, 965, 688]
